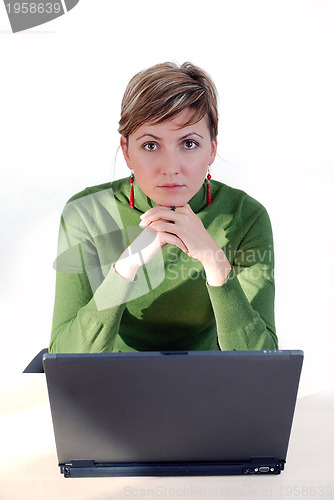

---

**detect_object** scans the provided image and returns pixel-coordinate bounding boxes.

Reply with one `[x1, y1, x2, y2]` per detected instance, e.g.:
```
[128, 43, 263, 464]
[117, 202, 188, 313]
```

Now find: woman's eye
[142, 142, 158, 151]
[182, 139, 199, 150]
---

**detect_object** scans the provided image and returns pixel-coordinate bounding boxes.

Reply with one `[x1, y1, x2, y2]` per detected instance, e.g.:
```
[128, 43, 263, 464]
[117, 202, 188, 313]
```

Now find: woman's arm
[49, 198, 138, 353]
[50, 185, 189, 352]
[138, 203, 277, 351]
[207, 208, 277, 350]
[50, 260, 136, 353]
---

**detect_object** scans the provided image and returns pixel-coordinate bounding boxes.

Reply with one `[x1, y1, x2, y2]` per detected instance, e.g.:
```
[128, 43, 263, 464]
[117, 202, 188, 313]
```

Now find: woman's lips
[158, 184, 185, 192]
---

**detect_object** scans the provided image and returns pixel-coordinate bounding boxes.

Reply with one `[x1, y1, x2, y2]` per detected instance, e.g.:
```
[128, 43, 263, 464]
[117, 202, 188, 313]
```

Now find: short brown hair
[118, 62, 218, 140]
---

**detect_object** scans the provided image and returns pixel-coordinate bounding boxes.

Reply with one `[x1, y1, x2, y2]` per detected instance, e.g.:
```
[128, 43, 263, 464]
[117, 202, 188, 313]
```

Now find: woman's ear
[120, 136, 132, 169]
[209, 137, 218, 164]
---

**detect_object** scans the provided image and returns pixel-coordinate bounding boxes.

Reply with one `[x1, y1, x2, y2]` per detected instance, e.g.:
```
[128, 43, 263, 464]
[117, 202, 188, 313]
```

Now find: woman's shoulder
[59, 179, 130, 238]
[66, 178, 128, 204]
[210, 181, 273, 242]
[211, 180, 268, 215]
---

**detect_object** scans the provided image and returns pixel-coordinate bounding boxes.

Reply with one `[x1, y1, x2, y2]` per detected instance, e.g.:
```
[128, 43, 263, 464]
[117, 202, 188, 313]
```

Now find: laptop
[43, 350, 303, 478]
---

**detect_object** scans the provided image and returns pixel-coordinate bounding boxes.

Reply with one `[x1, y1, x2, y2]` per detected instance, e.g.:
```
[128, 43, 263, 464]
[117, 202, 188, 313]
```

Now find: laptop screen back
[43, 350, 303, 467]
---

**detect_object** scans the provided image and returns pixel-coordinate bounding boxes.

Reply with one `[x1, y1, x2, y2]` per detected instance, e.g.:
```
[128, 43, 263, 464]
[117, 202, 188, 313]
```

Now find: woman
[50, 62, 277, 353]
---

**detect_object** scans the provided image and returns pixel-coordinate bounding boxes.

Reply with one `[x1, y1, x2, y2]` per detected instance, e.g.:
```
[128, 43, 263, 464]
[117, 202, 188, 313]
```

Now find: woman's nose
[160, 149, 180, 175]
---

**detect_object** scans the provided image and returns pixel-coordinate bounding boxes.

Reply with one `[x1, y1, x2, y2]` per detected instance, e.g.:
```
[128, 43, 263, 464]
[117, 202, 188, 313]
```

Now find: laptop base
[60, 459, 285, 478]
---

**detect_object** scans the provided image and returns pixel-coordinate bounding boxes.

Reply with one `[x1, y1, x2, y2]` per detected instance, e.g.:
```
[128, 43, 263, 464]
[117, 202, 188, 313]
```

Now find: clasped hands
[114, 204, 232, 286]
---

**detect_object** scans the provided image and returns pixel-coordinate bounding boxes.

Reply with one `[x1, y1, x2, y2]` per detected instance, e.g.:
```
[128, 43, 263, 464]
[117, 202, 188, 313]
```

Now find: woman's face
[121, 107, 217, 207]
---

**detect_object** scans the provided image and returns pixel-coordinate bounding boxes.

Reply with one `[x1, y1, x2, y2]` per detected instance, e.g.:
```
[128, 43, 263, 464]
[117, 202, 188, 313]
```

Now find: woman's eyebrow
[136, 132, 204, 142]
[136, 133, 161, 141]
[179, 132, 204, 140]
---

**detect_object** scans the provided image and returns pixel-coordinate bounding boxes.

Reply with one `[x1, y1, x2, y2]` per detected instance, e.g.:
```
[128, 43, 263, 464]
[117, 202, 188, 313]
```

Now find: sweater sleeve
[50, 263, 137, 353]
[207, 207, 278, 350]
[49, 198, 138, 353]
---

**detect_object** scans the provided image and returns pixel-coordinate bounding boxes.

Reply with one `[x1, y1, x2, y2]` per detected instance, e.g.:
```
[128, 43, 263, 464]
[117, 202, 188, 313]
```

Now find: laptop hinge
[60, 459, 286, 478]
[61, 460, 95, 478]
[70, 459, 95, 467]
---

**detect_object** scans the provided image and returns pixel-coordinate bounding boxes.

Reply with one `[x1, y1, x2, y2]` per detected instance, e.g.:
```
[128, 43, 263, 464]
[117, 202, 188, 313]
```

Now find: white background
[0, 0, 333, 396]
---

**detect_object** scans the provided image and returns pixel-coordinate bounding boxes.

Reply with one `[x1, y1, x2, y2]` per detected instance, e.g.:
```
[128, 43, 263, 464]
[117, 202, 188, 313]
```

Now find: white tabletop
[1, 375, 333, 500]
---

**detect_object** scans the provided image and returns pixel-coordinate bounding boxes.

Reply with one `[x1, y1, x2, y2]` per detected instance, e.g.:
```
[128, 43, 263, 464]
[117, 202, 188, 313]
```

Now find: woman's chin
[150, 188, 193, 207]
[153, 195, 190, 207]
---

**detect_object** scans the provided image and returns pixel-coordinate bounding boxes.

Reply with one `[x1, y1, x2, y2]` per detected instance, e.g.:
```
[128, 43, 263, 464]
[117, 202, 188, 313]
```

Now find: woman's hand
[113, 213, 188, 282]
[139, 204, 232, 286]
[114, 204, 232, 285]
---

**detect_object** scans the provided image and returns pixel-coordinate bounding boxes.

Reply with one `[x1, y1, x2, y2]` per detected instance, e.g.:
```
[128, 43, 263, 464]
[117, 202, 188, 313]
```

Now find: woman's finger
[140, 205, 186, 223]
[158, 232, 188, 254]
[139, 215, 177, 228]
[143, 220, 181, 235]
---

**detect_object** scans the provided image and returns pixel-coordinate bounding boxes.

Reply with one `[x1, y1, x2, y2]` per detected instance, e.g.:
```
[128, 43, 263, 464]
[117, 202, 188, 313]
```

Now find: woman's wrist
[202, 247, 233, 287]
[114, 254, 141, 282]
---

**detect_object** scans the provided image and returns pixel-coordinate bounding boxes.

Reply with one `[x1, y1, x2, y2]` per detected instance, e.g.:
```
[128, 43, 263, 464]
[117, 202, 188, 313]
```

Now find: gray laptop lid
[43, 350, 303, 477]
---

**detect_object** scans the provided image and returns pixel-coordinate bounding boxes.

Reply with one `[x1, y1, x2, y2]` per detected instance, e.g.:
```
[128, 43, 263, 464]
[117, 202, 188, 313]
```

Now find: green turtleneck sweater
[50, 178, 277, 352]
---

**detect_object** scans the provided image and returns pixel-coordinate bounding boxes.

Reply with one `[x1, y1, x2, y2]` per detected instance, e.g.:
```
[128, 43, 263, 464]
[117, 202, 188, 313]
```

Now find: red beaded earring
[129, 170, 134, 209]
[206, 166, 212, 206]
